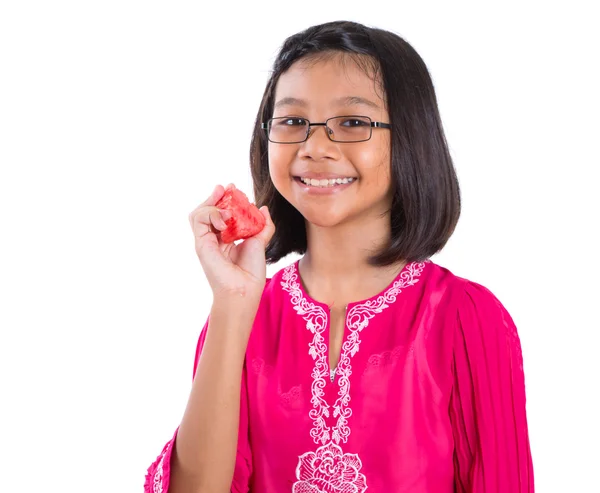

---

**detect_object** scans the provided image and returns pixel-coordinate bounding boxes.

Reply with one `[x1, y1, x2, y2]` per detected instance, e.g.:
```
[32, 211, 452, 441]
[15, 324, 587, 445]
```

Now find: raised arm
[145, 184, 275, 492]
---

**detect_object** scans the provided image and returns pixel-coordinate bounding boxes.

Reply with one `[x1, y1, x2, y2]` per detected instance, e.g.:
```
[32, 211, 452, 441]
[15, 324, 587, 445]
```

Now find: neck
[298, 215, 406, 305]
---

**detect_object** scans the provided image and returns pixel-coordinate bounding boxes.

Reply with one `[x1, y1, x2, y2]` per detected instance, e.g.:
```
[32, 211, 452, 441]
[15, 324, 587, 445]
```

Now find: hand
[188, 185, 275, 300]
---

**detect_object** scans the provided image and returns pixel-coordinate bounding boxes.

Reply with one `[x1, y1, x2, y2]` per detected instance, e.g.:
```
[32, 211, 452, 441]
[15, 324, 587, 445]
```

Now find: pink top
[145, 259, 534, 492]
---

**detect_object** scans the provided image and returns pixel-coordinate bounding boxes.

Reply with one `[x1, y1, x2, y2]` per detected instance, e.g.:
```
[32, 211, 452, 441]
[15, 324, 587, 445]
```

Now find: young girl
[145, 20, 534, 493]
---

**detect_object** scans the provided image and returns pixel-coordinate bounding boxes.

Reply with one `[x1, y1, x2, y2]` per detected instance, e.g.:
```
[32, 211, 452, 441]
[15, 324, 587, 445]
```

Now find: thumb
[235, 237, 267, 283]
[253, 206, 276, 248]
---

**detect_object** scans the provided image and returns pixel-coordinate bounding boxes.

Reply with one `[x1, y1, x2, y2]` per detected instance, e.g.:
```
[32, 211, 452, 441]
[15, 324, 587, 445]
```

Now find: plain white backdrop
[1, 1, 598, 491]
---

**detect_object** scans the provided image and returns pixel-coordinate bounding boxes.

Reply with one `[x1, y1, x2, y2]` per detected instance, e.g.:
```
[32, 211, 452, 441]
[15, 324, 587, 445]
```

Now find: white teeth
[300, 177, 355, 188]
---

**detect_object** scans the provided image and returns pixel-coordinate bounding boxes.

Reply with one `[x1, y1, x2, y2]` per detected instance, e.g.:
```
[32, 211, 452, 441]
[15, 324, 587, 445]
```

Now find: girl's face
[268, 55, 393, 230]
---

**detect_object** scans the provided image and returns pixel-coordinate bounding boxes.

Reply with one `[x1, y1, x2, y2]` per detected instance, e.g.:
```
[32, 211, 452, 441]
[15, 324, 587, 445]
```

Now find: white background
[1, 1, 598, 491]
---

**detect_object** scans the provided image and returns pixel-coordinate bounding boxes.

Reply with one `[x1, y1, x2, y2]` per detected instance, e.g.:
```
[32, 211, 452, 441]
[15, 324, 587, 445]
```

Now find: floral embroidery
[282, 260, 427, 492]
[362, 343, 413, 377]
[251, 357, 275, 378]
[293, 442, 367, 493]
[279, 384, 304, 409]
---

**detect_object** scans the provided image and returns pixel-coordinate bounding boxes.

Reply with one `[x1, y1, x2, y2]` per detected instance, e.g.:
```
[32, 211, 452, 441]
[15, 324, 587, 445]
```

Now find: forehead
[273, 54, 386, 111]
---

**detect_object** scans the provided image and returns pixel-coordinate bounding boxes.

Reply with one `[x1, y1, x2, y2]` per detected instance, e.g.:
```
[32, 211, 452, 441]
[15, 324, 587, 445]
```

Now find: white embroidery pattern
[153, 448, 166, 493]
[282, 260, 427, 493]
[281, 265, 332, 444]
[294, 442, 367, 493]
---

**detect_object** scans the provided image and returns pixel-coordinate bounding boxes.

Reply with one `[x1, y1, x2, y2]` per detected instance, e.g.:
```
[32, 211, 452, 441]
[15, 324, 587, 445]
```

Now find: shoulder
[457, 277, 514, 325]
[418, 259, 470, 304]
[440, 268, 522, 366]
[424, 260, 509, 313]
[424, 260, 518, 349]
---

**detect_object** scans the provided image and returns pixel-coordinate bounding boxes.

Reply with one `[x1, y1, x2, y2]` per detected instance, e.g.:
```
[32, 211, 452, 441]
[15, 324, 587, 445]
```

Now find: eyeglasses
[261, 115, 392, 144]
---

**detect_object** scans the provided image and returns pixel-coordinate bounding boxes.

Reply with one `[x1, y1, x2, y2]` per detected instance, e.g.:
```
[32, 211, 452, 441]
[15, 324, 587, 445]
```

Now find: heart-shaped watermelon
[215, 184, 266, 243]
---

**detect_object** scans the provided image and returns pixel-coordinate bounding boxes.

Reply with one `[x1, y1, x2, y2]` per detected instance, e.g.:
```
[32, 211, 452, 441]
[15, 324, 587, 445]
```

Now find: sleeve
[449, 280, 534, 492]
[144, 318, 253, 493]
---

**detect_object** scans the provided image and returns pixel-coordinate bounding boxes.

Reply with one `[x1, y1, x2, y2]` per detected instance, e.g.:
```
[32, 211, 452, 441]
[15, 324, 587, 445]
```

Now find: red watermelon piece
[215, 184, 266, 243]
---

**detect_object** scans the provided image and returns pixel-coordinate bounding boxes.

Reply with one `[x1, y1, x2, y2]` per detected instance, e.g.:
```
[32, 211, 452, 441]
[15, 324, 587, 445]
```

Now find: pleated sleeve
[450, 280, 534, 492]
[144, 318, 253, 492]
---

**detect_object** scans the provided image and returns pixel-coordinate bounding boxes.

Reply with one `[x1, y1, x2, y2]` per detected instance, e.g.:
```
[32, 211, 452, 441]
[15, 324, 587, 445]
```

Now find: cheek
[354, 146, 392, 187]
[268, 144, 295, 181]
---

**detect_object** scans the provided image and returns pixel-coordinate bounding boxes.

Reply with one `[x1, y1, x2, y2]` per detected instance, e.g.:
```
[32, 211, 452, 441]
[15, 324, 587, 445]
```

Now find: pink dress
[145, 259, 534, 492]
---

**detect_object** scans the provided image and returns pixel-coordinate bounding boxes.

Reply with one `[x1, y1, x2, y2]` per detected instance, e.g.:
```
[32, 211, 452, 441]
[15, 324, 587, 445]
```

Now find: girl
[145, 20, 534, 493]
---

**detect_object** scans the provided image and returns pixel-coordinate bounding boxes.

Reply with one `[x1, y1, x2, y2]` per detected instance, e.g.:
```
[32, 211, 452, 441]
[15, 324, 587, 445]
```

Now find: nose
[298, 124, 339, 161]
[307, 124, 333, 141]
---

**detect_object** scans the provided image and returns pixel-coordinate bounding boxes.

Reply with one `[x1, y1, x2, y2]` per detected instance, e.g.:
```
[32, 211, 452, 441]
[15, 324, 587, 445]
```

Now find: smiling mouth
[294, 176, 357, 188]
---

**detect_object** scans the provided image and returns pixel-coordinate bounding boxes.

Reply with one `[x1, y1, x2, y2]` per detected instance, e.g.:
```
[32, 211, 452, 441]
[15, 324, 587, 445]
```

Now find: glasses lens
[268, 117, 308, 143]
[328, 116, 372, 142]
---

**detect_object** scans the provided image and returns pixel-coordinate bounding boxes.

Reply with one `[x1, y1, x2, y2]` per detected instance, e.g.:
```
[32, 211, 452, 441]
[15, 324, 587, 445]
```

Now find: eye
[274, 117, 307, 127]
[339, 117, 370, 127]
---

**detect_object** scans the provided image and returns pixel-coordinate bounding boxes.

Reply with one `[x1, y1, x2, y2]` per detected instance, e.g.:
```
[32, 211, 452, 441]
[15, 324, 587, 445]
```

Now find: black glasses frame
[260, 115, 392, 144]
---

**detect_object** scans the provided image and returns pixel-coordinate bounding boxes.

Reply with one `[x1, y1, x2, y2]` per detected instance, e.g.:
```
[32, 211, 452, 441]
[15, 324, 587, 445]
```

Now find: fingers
[190, 187, 273, 279]
[199, 184, 226, 207]
[189, 206, 231, 238]
[191, 207, 230, 275]
[253, 206, 276, 247]
[189, 185, 233, 240]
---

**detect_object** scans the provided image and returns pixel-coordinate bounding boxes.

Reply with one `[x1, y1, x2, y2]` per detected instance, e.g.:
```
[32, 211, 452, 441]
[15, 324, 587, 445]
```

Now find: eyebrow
[273, 95, 381, 110]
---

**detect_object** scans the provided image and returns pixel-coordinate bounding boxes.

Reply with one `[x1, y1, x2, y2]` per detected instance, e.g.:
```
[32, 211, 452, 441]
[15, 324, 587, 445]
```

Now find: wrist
[212, 281, 265, 300]
[210, 297, 261, 325]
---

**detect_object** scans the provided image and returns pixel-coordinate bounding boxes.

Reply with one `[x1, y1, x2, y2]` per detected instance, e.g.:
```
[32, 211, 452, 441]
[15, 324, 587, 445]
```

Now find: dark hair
[250, 20, 461, 266]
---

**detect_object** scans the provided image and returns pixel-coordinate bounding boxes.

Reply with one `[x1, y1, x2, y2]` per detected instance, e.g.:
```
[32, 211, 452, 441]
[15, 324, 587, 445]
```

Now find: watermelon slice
[215, 184, 266, 243]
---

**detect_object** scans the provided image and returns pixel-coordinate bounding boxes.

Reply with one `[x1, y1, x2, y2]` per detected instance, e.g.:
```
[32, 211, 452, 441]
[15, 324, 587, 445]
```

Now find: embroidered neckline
[291, 258, 423, 310]
[281, 259, 428, 492]
[280, 259, 428, 445]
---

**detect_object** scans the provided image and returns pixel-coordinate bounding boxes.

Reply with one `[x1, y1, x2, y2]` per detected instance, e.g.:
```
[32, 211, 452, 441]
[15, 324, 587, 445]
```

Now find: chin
[304, 218, 340, 228]
[299, 209, 349, 229]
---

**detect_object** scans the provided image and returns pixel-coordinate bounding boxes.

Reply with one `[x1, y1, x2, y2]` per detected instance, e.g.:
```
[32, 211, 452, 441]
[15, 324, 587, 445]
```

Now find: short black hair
[250, 20, 461, 266]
